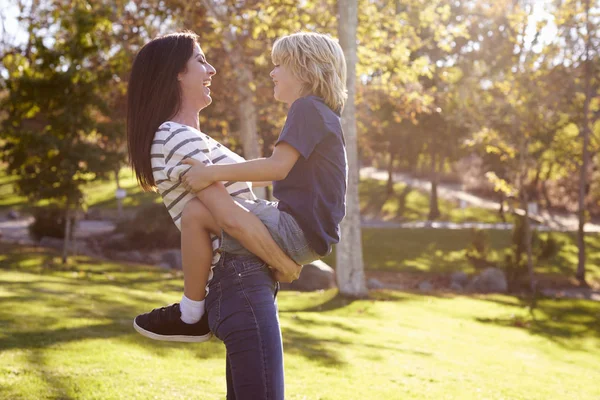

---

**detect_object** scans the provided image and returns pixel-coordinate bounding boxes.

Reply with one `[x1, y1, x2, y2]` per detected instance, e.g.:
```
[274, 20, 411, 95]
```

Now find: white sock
[180, 295, 205, 324]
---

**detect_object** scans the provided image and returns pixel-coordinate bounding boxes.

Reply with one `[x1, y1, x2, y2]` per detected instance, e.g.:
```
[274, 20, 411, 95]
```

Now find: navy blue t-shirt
[273, 95, 347, 256]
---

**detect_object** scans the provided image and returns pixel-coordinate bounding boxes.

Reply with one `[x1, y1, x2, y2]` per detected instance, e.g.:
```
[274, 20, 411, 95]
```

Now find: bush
[503, 216, 561, 291]
[114, 203, 180, 250]
[29, 206, 77, 241]
[465, 228, 492, 270]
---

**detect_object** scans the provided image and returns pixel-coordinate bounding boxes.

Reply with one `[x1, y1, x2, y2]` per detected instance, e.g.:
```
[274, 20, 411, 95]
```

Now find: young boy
[134, 32, 347, 342]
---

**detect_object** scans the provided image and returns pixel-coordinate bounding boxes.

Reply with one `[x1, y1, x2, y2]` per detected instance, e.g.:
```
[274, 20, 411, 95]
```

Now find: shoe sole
[133, 320, 213, 343]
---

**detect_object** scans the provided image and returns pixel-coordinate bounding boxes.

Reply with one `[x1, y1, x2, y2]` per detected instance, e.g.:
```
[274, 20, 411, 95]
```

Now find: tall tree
[0, 0, 124, 261]
[575, 0, 596, 286]
[550, 0, 600, 285]
[464, 0, 569, 292]
[337, 0, 367, 297]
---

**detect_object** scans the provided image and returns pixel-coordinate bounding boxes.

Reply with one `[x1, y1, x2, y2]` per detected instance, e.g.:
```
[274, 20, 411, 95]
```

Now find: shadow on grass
[0, 245, 186, 292]
[0, 281, 224, 362]
[0, 248, 224, 362]
[27, 350, 77, 400]
[359, 178, 416, 222]
[281, 313, 433, 368]
[476, 296, 600, 351]
[280, 292, 360, 313]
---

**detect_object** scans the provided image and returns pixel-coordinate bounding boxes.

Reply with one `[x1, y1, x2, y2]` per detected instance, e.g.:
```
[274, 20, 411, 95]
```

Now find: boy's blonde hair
[272, 32, 348, 114]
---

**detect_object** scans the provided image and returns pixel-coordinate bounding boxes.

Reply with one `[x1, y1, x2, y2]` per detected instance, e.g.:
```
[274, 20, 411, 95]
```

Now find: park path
[360, 167, 600, 233]
[0, 217, 114, 244]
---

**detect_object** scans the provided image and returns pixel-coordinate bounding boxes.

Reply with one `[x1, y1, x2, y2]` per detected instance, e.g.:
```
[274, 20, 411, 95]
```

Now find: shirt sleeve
[275, 98, 328, 159]
[162, 128, 212, 182]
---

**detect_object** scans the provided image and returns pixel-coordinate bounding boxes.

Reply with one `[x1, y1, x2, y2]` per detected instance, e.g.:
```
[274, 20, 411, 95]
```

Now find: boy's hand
[181, 158, 214, 193]
[269, 263, 302, 283]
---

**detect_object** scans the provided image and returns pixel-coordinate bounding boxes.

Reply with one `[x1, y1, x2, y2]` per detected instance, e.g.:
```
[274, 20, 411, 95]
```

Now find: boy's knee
[218, 213, 244, 234]
[182, 198, 209, 222]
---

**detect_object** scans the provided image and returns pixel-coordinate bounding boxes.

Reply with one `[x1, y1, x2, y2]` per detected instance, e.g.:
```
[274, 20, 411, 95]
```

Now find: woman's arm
[182, 143, 300, 192]
[195, 181, 301, 283]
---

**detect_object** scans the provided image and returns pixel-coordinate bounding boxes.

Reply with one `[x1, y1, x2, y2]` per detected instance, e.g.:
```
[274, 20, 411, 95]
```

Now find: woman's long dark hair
[127, 31, 198, 191]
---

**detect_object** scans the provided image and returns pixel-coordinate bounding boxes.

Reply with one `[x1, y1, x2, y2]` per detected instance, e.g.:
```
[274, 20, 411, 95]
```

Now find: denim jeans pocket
[238, 257, 270, 277]
[206, 281, 221, 333]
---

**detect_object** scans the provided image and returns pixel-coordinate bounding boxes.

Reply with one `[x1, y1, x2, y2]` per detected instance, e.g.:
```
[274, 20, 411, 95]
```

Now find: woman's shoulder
[154, 121, 205, 144]
[158, 121, 201, 135]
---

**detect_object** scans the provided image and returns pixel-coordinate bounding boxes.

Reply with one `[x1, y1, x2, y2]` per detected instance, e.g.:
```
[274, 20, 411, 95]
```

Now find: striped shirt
[151, 121, 256, 275]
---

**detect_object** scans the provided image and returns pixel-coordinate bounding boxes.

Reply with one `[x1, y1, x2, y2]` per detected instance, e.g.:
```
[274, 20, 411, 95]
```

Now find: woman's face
[270, 63, 303, 106]
[178, 43, 217, 110]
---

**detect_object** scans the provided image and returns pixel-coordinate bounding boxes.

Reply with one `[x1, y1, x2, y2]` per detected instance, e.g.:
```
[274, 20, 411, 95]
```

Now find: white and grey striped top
[151, 121, 256, 273]
[151, 121, 255, 230]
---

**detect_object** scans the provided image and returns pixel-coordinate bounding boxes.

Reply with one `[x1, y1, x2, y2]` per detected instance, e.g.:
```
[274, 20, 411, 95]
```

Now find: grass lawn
[2, 169, 495, 225]
[0, 244, 599, 400]
[0, 171, 30, 210]
[0, 169, 160, 212]
[359, 178, 503, 223]
[322, 228, 600, 286]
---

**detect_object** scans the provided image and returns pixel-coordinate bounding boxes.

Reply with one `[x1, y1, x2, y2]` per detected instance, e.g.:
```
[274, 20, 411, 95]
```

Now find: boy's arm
[162, 130, 300, 281]
[182, 143, 300, 191]
[195, 182, 302, 283]
[252, 181, 273, 188]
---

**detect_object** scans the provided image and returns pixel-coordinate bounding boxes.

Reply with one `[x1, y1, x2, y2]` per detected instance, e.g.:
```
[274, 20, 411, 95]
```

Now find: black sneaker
[133, 303, 212, 343]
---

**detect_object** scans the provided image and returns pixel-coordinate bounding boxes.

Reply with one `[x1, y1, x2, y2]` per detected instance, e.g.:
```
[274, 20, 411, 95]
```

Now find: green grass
[0, 244, 599, 400]
[0, 172, 30, 210]
[322, 228, 600, 285]
[359, 178, 503, 223]
[2, 170, 496, 224]
[4, 166, 599, 284]
[0, 169, 160, 212]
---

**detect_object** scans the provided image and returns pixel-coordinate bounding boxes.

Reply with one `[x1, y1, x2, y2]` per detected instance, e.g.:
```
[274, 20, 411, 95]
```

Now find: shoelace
[150, 304, 179, 324]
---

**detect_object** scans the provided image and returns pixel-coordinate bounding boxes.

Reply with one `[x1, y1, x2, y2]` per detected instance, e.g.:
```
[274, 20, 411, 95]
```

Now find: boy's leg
[179, 198, 221, 323]
[221, 199, 320, 266]
[133, 199, 221, 342]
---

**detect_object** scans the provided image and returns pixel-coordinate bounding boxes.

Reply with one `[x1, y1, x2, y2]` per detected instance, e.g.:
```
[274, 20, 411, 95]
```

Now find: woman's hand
[181, 158, 214, 193]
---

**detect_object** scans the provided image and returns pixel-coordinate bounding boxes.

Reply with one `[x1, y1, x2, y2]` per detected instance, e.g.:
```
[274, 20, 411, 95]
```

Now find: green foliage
[0, 1, 125, 208]
[465, 228, 493, 270]
[28, 206, 76, 241]
[113, 203, 180, 250]
[503, 216, 561, 291]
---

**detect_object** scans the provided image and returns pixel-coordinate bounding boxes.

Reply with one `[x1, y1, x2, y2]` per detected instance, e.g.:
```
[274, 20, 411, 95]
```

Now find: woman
[126, 31, 287, 400]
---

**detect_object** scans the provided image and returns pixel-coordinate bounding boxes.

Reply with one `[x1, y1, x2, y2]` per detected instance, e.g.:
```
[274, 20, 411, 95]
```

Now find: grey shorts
[220, 198, 320, 266]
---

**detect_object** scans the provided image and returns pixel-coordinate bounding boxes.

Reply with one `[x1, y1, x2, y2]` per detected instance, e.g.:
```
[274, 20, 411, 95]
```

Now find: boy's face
[270, 64, 303, 106]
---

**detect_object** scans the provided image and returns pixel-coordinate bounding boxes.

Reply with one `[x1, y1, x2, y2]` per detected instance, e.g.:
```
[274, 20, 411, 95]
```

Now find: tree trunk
[200, 0, 266, 199]
[237, 82, 266, 199]
[115, 166, 122, 219]
[386, 144, 395, 196]
[428, 148, 440, 220]
[498, 193, 506, 223]
[522, 189, 535, 294]
[62, 201, 72, 265]
[518, 135, 535, 295]
[577, 0, 592, 287]
[541, 162, 554, 209]
[336, 0, 367, 298]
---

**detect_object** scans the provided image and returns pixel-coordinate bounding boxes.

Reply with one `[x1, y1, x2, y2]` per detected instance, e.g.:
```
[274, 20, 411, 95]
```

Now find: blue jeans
[205, 253, 284, 400]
